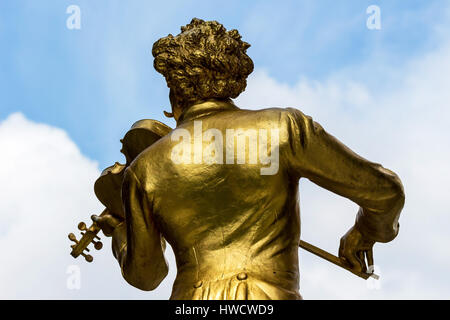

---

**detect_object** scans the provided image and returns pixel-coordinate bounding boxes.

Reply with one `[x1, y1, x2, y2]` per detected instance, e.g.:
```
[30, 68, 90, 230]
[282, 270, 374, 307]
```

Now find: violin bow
[299, 240, 379, 280]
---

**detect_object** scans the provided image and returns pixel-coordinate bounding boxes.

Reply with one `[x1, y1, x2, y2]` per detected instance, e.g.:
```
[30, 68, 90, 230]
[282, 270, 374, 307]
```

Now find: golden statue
[69, 18, 404, 300]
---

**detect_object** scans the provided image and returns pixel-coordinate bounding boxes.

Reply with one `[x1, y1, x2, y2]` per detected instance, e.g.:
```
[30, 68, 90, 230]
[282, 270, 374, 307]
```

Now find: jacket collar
[177, 99, 239, 126]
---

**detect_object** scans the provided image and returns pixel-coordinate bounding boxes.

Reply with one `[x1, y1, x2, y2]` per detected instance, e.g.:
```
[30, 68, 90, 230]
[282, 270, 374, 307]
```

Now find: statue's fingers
[91, 215, 114, 236]
[105, 215, 121, 228]
[92, 214, 118, 228]
[343, 250, 362, 272]
[358, 251, 367, 273]
[91, 214, 102, 224]
[366, 249, 374, 271]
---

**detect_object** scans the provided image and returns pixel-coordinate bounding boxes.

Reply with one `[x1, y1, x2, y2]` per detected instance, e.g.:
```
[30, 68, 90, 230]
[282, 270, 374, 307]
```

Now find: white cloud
[2, 38, 450, 298]
[3, 38, 450, 298]
[235, 43, 450, 299]
[2, 7, 450, 299]
[0, 113, 176, 299]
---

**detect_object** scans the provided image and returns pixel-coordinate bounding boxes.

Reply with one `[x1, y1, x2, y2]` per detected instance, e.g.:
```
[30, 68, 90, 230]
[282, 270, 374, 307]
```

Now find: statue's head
[152, 18, 254, 119]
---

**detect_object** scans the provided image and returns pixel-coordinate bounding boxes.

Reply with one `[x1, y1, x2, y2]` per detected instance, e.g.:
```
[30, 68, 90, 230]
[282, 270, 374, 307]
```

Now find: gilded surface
[87, 18, 404, 299]
[110, 99, 403, 299]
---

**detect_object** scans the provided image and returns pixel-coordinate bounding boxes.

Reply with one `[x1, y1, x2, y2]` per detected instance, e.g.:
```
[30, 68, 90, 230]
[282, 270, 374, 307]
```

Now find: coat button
[237, 272, 248, 280]
[193, 280, 203, 288]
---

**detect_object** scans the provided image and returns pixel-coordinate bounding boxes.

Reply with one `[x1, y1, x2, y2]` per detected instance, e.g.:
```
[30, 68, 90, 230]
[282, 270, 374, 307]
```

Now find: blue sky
[1, 0, 446, 168]
[1, 1, 450, 299]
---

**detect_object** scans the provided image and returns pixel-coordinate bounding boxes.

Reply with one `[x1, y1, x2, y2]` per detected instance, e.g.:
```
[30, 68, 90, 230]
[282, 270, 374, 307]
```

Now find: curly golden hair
[152, 18, 254, 112]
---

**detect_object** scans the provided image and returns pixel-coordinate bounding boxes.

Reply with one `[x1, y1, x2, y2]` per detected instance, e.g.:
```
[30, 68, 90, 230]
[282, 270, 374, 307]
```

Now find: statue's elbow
[123, 262, 168, 291]
[386, 172, 405, 211]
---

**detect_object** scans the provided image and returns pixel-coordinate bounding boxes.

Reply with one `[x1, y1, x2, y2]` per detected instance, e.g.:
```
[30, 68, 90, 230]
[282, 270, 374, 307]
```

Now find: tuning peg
[68, 233, 78, 243]
[81, 252, 93, 263]
[78, 222, 87, 231]
[93, 239, 103, 250]
[92, 234, 103, 250]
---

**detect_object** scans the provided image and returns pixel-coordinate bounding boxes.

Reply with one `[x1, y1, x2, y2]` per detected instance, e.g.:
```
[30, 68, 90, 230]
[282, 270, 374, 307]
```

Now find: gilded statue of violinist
[90, 18, 405, 299]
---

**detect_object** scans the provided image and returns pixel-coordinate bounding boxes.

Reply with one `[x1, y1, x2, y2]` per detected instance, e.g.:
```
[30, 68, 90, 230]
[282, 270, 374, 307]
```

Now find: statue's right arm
[111, 167, 168, 291]
[283, 108, 405, 243]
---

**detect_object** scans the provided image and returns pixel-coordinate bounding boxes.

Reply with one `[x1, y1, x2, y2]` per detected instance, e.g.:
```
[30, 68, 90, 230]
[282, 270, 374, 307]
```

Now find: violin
[68, 119, 172, 262]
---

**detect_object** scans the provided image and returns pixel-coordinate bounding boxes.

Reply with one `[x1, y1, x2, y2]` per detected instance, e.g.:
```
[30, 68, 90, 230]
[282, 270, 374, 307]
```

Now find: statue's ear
[164, 110, 174, 118]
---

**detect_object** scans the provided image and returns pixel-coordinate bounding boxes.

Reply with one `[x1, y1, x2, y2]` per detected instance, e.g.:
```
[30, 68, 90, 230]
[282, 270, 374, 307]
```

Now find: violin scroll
[68, 209, 107, 262]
